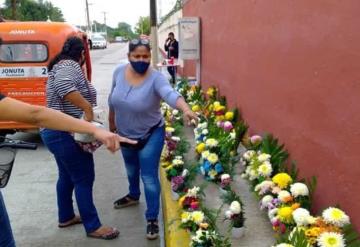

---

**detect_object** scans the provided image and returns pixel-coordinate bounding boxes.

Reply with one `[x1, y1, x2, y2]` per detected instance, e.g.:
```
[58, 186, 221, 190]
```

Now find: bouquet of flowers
[220, 173, 232, 190]
[165, 156, 185, 181]
[179, 186, 201, 211]
[225, 201, 245, 228]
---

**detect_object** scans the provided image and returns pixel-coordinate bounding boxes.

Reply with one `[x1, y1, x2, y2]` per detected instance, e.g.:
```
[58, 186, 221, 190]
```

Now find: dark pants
[40, 129, 101, 233]
[0, 191, 15, 247]
[120, 126, 165, 220]
[167, 66, 176, 85]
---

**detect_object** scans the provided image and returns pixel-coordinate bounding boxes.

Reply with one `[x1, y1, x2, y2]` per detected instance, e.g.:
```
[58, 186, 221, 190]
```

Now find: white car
[91, 36, 107, 49]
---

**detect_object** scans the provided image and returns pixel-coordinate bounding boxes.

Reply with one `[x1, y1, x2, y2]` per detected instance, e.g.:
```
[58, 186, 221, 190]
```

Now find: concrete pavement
[2, 43, 163, 247]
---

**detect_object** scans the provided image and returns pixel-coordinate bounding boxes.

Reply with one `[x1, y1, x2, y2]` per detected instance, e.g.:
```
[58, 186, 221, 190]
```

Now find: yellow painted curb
[160, 164, 190, 247]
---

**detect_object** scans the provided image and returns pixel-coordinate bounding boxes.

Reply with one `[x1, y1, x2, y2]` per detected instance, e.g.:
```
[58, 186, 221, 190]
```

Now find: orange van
[0, 21, 92, 137]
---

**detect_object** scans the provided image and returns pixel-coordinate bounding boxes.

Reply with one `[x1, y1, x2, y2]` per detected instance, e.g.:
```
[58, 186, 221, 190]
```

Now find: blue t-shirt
[108, 64, 180, 139]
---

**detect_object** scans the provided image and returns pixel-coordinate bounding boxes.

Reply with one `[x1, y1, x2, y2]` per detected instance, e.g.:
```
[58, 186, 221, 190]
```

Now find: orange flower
[291, 203, 301, 210]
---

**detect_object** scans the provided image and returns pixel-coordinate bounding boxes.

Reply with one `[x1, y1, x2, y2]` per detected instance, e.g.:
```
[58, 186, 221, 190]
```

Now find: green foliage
[275, 228, 310, 246]
[261, 134, 289, 173]
[343, 224, 360, 247]
[306, 176, 317, 204]
[1, 0, 64, 21]
[134, 16, 150, 35]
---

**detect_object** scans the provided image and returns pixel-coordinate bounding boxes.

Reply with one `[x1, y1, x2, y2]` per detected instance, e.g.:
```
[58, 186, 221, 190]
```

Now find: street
[2, 43, 163, 247]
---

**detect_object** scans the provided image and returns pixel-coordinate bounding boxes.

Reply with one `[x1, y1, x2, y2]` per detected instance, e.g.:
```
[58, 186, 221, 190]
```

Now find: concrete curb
[160, 164, 190, 247]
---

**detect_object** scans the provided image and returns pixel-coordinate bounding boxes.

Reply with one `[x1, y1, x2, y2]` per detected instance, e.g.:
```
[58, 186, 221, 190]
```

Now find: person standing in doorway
[164, 32, 179, 85]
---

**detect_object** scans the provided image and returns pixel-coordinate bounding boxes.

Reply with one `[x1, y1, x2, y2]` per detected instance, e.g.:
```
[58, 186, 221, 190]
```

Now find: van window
[0, 43, 48, 63]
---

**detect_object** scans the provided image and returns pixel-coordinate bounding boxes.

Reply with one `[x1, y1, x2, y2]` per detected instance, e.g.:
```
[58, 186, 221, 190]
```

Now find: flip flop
[58, 216, 82, 228]
[87, 228, 120, 240]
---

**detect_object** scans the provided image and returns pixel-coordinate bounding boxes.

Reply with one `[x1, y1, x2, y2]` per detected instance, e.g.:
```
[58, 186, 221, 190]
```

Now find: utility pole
[150, 0, 159, 68]
[11, 0, 16, 20]
[102, 11, 108, 41]
[85, 0, 92, 33]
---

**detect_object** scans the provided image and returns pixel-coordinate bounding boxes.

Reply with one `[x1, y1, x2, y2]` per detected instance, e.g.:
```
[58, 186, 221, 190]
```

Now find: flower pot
[232, 226, 245, 239]
[171, 190, 180, 201]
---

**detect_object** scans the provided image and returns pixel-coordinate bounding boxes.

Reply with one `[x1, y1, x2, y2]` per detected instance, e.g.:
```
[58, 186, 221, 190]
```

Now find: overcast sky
[0, 0, 177, 28]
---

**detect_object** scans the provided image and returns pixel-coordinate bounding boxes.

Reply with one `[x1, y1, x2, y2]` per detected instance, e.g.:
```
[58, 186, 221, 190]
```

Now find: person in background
[164, 32, 179, 85]
[40, 36, 124, 240]
[108, 38, 197, 240]
[0, 93, 136, 247]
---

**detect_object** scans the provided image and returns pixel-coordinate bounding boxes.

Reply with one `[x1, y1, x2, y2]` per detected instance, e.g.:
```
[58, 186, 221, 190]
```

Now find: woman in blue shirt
[108, 38, 197, 240]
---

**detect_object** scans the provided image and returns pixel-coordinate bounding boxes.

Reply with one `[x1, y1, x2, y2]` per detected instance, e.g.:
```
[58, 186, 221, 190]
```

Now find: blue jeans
[0, 191, 15, 247]
[120, 126, 165, 220]
[40, 129, 101, 233]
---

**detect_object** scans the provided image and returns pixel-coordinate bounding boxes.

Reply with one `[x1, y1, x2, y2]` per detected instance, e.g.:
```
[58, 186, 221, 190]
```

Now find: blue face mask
[130, 61, 150, 74]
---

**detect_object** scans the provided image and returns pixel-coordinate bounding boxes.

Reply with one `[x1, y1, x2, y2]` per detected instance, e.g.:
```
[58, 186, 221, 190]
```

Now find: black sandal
[113, 195, 139, 209]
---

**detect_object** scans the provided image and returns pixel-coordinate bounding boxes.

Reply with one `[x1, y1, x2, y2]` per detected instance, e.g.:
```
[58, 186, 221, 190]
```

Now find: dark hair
[128, 39, 151, 53]
[48, 36, 85, 71]
[168, 32, 174, 37]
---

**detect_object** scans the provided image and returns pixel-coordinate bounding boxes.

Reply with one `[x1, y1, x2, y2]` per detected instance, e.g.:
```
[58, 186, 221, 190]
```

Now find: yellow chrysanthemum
[215, 115, 224, 122]
[192, 105, 201, 112]
[214, 105, 225, 112]
[272, 173, 293, 189]
[207, 153, 219, 164]
[225, 111, 234, 121]
[196, 143, 206, 153]
[165, 127, 175, 133]
[213, 101, 220, 107]
[181, 212, 191, 223]
[192, 211, 205, 224]
[278, 206, 294, 223]
[206, 87, 216, 97]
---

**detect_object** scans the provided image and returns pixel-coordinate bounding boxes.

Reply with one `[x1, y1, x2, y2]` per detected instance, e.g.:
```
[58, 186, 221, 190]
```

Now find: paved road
[3, 43, 163, 247]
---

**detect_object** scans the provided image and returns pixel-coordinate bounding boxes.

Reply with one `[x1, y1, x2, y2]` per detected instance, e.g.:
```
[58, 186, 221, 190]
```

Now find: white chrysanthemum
[273, 244, 294, 247]
[257, 161, 273, 177]
[181, 169, 189, 177]
[187, 186, 200, 197]
[257, 153, 271, 162]
[199, 122, 208, 129]
[172, 109, 179, 115]
[175, 156, 183, 160]
[268, 208, 278, 221]
[201, 150, 210, 159]
[261, 195, 274, 207]
[221, 173, 231, 181]
[205, 138, 218, 147]
[292, 208, 312, 226]
[249, 169, 258, 180]
[322, 207, 350, 227]
[202, 129, 209, 135]
[229, 201, 241, 214]
[172, 159, 184, 166]
[171, 136, 181, 142]
[192, 211, 205, 224]
[278, 190, 291, 203]
[318, 232, 345, 247]
[243, 150, 256, 161]
[225, 210, 233, 219]
[254, 181, 275, 195]
[230, 131, 236, 140]
[290, 183, 309, 198]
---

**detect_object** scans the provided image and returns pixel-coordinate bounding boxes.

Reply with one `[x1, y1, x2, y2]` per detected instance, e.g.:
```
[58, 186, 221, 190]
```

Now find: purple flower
[171, 176, 184, 191]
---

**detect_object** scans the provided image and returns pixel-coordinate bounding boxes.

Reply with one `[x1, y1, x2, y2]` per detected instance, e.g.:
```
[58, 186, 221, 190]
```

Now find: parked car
[91, 36, 107, 49]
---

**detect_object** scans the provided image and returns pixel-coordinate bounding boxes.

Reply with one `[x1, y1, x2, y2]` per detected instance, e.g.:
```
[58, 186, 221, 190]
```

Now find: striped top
[46, 59, 97, 119]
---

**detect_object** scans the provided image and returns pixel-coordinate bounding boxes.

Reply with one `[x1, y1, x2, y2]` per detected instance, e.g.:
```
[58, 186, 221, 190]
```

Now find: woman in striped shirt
[40, 37, 120, 240]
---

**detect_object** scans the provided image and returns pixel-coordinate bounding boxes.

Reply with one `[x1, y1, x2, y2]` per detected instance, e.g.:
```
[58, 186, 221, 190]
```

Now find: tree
[134, 16, 150, 36]
[113, 22, 135, 39]
[0, 0, 64, 21]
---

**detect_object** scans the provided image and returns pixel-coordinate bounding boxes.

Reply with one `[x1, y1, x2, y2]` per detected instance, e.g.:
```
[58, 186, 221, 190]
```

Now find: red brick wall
[183, 0, 360, 230]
